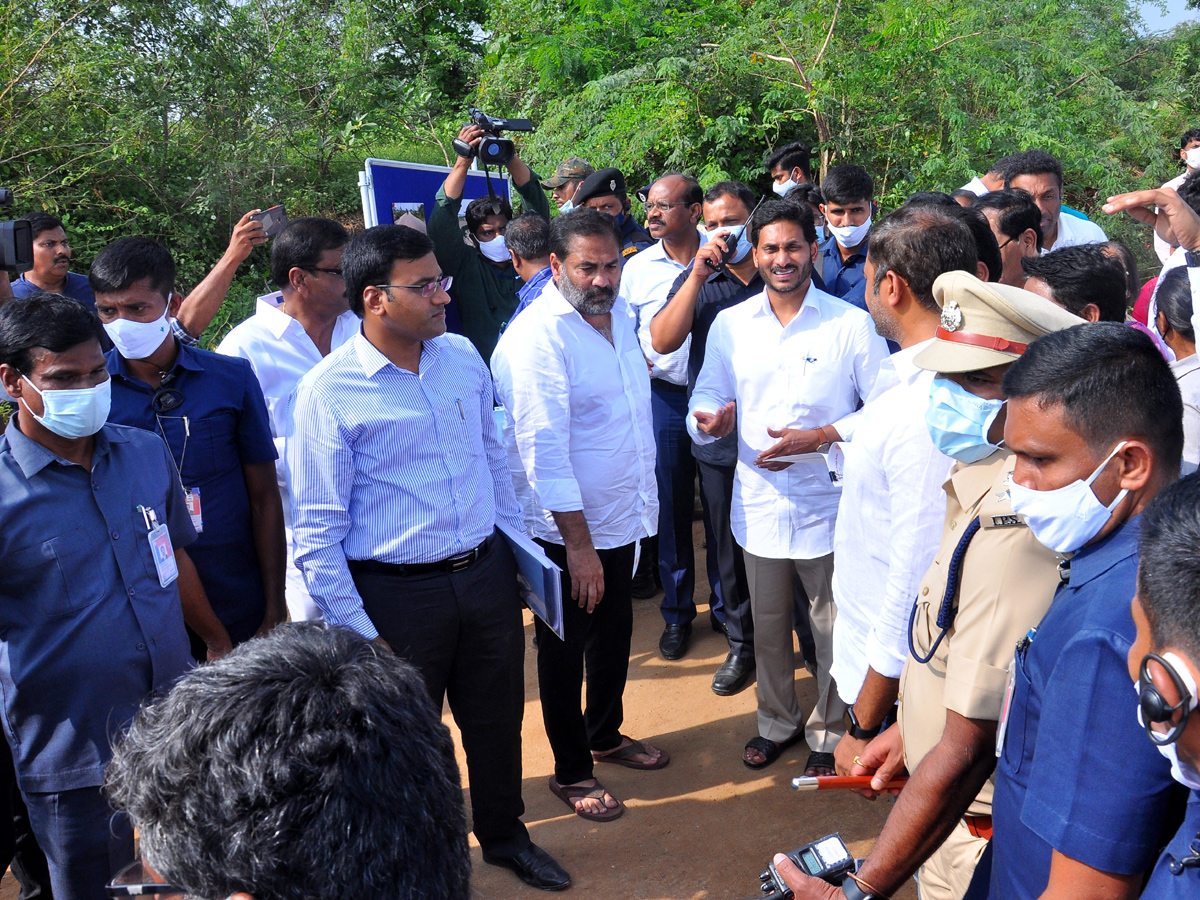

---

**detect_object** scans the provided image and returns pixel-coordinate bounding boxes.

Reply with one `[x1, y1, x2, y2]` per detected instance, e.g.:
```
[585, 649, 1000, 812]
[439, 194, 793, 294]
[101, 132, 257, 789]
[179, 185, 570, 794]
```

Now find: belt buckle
[447, 551, 475, 574]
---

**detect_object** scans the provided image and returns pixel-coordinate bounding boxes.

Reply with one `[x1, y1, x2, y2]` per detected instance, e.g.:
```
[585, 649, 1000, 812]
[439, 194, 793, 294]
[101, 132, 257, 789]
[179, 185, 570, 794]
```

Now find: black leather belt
[348, 536, 492, 577]
[651, 379, 688, 393]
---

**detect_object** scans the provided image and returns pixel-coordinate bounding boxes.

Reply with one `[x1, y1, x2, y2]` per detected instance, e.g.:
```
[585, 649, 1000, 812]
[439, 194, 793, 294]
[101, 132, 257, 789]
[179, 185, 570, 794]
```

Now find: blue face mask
[925, 376, 1004, 464]
[21, 375, 111, 439]
[614, 212, 625, 228]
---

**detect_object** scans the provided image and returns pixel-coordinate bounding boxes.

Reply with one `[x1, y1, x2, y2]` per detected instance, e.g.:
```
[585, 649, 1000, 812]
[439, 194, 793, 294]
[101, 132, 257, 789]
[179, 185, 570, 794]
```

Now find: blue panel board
[363, 158, 509, 227]
[361, 159, 511, 337]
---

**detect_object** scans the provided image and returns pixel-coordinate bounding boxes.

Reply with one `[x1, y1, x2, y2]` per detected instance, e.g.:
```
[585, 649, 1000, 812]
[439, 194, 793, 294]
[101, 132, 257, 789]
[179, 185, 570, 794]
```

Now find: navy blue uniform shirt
[988, 516, 1176, 899]
[1142, 790, 1200, 898]
[0, 417, 195, 792]
[11, 272, 96, 312]
[819, 237, 868, 311]
[106, 341, 277, 638]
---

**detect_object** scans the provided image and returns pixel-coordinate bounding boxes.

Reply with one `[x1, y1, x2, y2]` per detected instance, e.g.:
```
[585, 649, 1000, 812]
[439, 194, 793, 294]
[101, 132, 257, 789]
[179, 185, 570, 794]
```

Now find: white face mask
[1134, 655, 1200, 789]
[828, 216, 872, 249]
[1007, 441, 1128, 554]
[702, 224, 753, 265]
[103, 310, 171, 360]
[478, 233, 510, 263]
[772, 178, 797, 197]
[20, 375, 111, 439]
[1187, 147, 1200, 170]
[559, 198, 575, 214]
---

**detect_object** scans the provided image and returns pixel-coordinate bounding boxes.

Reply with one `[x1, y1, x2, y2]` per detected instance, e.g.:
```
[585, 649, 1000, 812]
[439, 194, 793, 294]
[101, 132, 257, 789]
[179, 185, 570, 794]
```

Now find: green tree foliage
[1, 0, 1197, 344]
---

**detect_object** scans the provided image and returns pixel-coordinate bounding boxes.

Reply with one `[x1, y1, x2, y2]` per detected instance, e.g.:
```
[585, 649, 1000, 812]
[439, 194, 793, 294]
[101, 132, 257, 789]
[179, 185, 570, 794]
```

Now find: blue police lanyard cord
[909, 517, 982, 665]
[1168, 831, 1200, 874]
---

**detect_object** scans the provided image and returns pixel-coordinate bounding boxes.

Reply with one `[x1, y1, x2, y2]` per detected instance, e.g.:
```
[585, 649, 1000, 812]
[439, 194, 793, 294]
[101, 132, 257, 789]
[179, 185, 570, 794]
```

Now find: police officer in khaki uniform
[771, 271, 1084, 900]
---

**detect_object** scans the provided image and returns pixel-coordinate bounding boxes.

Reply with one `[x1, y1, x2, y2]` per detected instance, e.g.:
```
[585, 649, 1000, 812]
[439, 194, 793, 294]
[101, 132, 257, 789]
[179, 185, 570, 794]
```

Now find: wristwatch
[841, 876, 878, 900]
[845, 707, 881, 741]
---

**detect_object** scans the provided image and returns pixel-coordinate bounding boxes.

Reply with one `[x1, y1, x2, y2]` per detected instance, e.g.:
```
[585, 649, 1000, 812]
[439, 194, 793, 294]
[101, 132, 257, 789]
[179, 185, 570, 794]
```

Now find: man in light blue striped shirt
[287, 224, 570, 892]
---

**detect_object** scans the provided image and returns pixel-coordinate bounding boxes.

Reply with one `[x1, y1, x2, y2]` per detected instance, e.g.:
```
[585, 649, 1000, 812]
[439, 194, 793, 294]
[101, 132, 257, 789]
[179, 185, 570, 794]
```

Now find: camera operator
[429, 123, 551, 365]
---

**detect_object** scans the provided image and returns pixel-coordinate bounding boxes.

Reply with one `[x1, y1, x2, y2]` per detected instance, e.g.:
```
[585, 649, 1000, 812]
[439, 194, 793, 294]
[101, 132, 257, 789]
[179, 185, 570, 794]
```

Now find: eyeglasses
[996, 237, 1015, 250]
[106, 860, 184, 898]
[375, 276, 453, 299]
[303, 266, 343, 278]
[644, 200, 692, 214]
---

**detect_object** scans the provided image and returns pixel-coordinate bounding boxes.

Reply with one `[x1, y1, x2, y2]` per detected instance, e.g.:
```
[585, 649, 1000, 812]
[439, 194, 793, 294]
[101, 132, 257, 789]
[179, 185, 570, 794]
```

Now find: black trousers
[534, 540, 635, 785]
[352, 536, 530, 857]
[0, 744, 53, 900]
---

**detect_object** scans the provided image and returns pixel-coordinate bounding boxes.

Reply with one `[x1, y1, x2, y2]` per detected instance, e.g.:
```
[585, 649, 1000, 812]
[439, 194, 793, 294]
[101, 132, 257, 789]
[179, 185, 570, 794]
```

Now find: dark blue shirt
[509, 266, 553, 323]
[1142, 790, 1200, 898]
[818, 236, 868, 307]
[106, 341, 277, 636]
[11, 272, 96, 312]
[0, 418, 195, 792]
[988, 516, 1176, 899]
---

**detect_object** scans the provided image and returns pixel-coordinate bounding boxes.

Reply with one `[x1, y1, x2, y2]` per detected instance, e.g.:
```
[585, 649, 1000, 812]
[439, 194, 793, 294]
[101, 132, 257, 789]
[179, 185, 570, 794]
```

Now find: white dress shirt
[688, 284, 888, 560]
[217, 291, 360, 620]
[618, 235, 706, 385]
[830, 339, 955, 702]
[1155, 171, 1191, 263]
[960, 176, 990, 196]
[491, 280, 658, 549]
[1044, 209, 1107, 252]
[288, 332, 524, 639]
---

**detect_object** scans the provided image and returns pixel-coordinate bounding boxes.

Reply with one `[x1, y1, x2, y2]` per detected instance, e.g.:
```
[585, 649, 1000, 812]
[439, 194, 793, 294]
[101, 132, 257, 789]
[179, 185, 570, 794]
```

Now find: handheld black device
[758, 833, 856, 899]
[249, 205, 288, 238]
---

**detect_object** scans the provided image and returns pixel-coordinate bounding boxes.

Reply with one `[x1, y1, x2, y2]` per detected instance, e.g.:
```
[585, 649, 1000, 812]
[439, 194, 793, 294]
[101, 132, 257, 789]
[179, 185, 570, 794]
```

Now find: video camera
[453, 107, 535, 168]
[0, 189, 34, 275]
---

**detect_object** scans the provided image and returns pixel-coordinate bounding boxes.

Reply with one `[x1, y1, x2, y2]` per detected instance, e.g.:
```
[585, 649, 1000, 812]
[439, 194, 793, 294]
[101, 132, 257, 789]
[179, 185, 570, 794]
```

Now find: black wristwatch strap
[846, 707, 881, 741]
[841, 875, 877, 900]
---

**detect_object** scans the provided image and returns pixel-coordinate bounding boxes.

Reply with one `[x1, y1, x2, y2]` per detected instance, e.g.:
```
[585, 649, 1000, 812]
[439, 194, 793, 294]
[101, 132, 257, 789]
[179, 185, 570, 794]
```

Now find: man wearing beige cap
[774, 271, 1083, 900]
[540, 157, 595, 212]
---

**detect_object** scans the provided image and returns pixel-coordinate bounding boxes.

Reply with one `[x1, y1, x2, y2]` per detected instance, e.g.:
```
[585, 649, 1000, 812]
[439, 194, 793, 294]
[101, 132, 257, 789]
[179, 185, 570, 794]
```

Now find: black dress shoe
[709, 607, 728, 638]
[482, 843, 571, 891]
[711, 652, 755, 696]
[659, 622, 692, 660]
[630, 568, 660, 600]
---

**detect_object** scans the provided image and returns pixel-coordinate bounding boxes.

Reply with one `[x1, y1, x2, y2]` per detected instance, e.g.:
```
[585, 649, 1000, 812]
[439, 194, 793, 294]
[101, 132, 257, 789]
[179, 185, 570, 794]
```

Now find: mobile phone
[250, 205, 287, 237]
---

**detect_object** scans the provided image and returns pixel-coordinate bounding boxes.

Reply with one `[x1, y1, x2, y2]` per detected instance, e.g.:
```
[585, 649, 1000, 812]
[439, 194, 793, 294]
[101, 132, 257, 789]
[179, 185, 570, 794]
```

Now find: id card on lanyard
[157, 414, 202, 532]
[139, 505, 179, 587]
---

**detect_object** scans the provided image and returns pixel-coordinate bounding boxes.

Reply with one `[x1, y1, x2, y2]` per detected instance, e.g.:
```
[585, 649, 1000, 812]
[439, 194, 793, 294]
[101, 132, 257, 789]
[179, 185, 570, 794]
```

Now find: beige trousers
[917, 819, 989, 900]
[743, 551, 846, 752]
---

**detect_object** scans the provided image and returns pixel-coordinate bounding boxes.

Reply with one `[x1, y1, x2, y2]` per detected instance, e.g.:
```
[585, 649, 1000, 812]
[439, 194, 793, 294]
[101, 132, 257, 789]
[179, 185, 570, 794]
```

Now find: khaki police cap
[573, 168, 627, 205]
[540, 157, 595, 189]
[915, 270, 1086, 373]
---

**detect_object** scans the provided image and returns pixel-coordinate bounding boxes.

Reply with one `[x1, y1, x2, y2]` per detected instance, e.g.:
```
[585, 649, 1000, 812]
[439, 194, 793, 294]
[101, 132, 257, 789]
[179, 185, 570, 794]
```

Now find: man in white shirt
[619, 173, 706, 660]
[829, 204, 981, 777]
[218, 218, 359, 622]
[492, 208, 667, 824]
[1154, 127, 1200, 263]
[689, 199, 889, 774]
[1003, 150, 1106, 252]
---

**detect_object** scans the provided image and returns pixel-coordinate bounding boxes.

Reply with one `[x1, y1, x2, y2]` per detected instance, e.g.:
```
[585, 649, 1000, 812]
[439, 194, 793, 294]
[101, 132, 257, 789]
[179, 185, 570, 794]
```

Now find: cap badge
[941, 300, 964, 332]
[609, 179, 617, 191]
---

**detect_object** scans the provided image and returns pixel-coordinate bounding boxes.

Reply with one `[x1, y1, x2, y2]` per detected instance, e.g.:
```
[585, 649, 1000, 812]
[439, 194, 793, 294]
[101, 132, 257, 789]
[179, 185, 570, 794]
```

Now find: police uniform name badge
[138, 504, 179, 588]
[185, 487, 203, 533]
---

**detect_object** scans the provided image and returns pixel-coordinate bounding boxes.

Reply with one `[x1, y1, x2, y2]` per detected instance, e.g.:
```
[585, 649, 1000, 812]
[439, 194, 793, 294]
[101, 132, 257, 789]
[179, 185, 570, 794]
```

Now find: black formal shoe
[712, 652, 756, 695]
[630, 568, 660, 600]
[659, 622, 692, 660]
[709, 607, 728, 638]
[482, 843, 571, 891]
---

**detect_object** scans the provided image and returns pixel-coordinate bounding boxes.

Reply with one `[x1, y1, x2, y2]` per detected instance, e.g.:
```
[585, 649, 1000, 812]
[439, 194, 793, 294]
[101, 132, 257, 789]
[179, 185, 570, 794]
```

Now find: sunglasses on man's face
[106, 860, 185, 898]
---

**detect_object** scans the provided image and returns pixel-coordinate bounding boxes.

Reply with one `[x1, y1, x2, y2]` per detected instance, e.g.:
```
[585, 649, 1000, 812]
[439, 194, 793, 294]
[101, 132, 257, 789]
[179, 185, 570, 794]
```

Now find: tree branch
[1054, 47, 1152, 98]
